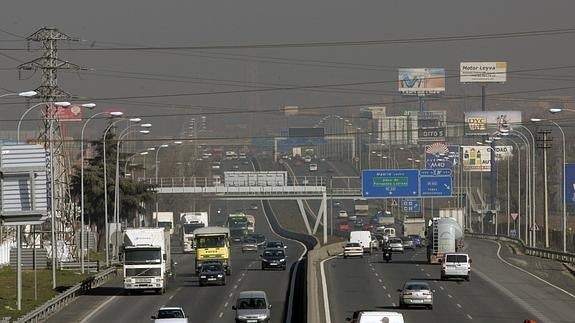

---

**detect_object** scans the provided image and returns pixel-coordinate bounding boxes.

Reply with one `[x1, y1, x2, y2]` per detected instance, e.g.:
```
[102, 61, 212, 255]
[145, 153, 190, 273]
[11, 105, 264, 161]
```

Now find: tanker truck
[426, 217, 464, 264]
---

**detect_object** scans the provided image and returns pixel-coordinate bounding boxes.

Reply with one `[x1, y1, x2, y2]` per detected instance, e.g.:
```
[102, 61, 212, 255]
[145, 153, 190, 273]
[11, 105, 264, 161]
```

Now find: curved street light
[17, 101, 71, 142]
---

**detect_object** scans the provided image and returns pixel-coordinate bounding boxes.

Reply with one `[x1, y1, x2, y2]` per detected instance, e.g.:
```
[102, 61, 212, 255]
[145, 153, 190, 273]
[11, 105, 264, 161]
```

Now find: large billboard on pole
[464, 111, 522, 136]
[460, 62, 507, 83]
[398, 68, 445, 95]
[462, 145, 514, 172]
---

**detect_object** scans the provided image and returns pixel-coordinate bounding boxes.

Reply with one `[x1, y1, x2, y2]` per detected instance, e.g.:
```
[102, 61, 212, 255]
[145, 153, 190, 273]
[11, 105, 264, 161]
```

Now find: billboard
[464, 111, 522, 136]
[49, 105, 83, 122]
[460, 62, 507, 83]
[404, 110, 447, 142]
[461, 145, 514, 172]
[425, 143, 460, 168]
[398, 68, 445, 95]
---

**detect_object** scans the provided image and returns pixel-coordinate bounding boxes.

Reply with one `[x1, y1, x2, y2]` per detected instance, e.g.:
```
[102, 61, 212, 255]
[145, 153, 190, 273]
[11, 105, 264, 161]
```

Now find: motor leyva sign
[460, 62, 507, 83]
[398, 68, 445, 95]
[462, 145, 513, 172]
[464, 111, 522, 136]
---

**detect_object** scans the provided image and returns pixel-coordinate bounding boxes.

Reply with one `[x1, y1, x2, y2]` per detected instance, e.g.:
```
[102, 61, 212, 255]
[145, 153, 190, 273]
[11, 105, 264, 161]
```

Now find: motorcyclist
[383, 242, 393, 262]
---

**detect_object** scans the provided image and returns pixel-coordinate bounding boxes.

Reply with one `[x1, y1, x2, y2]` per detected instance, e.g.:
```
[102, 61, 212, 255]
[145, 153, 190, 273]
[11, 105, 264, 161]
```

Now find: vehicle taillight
[423, 292, 432, 296]
[403, 292, 412, 296]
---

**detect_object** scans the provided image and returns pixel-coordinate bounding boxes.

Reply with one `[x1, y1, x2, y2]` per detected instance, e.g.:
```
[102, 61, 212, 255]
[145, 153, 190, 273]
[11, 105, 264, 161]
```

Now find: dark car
[260, 248, 287, 270]
[265, 241, 287, 250]
[198, 261, 226, 286]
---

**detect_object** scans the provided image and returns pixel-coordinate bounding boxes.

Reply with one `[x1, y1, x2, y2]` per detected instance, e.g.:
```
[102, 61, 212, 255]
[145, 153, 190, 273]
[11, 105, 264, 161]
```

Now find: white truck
[427, 217, 464, 264]
[439, 208, 464, 229]
[123, 228, 172, 294]
[349, 230, 378, 254]
[181, 212, 209, 252]
[245, 214, 255, 234]
[153, 212, 174, 235]
[403, 217, 425, 237]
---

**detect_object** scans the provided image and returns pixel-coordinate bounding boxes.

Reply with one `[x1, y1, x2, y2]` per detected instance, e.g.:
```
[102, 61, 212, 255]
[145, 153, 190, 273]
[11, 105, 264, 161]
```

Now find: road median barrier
[307, 241, 345, 323]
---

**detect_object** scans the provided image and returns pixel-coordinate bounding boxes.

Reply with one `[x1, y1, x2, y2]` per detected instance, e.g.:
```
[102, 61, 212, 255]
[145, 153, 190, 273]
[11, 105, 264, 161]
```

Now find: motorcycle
[383, 248, 392, 263]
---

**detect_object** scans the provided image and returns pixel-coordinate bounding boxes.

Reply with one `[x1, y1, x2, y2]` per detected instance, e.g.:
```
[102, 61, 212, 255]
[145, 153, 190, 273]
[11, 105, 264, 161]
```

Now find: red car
[339, 222, 350, 232]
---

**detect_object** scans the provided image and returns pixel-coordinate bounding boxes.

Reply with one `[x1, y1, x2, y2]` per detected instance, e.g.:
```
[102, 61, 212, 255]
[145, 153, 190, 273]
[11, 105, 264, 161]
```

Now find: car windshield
[446, 254, 468, 263]
[263, 249, 285, 257]
[157, 309, 184, 319]
[405, 283, 430, 291]
[202, 263, 222, 272]
[390, 238, 402, 244]
[237, 298, 267, 309]
[267, 242, 283, 248]
[346, 243, 361, 247]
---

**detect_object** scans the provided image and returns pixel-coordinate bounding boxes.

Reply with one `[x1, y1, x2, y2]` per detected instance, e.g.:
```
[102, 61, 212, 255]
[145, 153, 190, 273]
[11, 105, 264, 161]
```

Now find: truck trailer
[427, 217, 463, 264]
[123, 228, 171, 294]
[153, 212, 175, 235]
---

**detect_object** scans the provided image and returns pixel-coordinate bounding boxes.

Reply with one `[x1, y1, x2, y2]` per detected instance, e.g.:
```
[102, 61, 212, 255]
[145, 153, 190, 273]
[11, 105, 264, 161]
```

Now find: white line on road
[420, 268, 424, 271]
[383, 286, 386, 290]
[387, 294, 391, 298]
[224, 302, 228, 307]
[219, 312, 223, 318]
[467, 314, 473, 319]
[375, 273, 379, 277]
[229, 292, 233, 298]
[321, 255, 338, 323]
[456, 303, 462, 308]
[233, 284, 238, 289]
[378, 279, 382, 283]
[447, 294, 452, 298]
[80, 295, 118, 323]
[426, 273, 430, 277]
[492, 241, 575, 299]
[439, 286, 444, 290]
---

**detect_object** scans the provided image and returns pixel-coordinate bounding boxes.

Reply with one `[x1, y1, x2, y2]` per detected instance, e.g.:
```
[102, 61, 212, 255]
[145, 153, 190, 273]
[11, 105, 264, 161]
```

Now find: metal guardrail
[15, 267, 118, 323]
[468, 232, 575, 264]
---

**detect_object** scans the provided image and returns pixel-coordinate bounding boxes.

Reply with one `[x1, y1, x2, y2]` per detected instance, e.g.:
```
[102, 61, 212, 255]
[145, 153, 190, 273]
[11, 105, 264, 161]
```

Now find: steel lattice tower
[18, 27, 85, 255]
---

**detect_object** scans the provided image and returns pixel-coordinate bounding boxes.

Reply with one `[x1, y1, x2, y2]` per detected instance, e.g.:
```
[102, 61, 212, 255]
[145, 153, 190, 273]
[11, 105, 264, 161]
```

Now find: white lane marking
[392, 302, 396, 307]
[426, 273, 430, 277]
[467, 314, 473, 320]
[375, 273, 379, 277]
[491, 240, 575, 299]
[415, 264, 420, 267]
[420, 268, 424, 271]
[387, 294, 391, 298]
[447, 294, 453, 298]
[456, 303, 462, 308]
[79, 295, 118, 323]
[383, 286, 386, 290]
[439, 286, 444, 291]
[168, 294, 175, 300]
[224, 301, 228, 307]
[229, 292, 233, 298]
[378, 279, 382, 283]
[321, 255, 338, 323]
[233, 284, 238, 289]
[219, 312, 223, 318]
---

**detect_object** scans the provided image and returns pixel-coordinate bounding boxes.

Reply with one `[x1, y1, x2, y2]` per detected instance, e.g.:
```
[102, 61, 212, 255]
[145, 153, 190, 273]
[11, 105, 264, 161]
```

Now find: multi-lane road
[46, 158, 305, 323]
[324, 238, 575, 322]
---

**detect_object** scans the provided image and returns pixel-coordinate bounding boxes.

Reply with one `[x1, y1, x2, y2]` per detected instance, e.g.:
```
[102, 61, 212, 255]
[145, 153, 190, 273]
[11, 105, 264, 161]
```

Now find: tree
[70, 128, 155, 251]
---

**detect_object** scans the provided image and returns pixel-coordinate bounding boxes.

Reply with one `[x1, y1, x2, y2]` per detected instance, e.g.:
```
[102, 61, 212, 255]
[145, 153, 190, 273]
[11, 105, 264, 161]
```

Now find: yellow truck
[194, 226, 232, 275]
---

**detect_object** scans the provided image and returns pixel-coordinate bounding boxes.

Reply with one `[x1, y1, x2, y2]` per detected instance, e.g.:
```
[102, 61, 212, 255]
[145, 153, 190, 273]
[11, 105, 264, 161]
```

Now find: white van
[383, 227, 396, 238]
[346, 311, 404, 323]
[440, 253, 472, 281]
[349, 231, 377, 254]
[309, 163, 318, 172]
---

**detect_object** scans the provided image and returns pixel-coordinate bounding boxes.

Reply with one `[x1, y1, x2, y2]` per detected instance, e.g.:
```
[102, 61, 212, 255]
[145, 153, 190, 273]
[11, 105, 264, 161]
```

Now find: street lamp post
[124, 151, 149, 176]
[17, 101, 71, 142]
[80, 109, 131, 273]
[114, 126, 151, 259]
[154, 144, 169, 225]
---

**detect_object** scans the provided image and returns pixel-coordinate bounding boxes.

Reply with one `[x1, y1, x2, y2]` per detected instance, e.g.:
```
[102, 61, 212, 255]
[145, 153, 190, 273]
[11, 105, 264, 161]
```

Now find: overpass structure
[140, 175, 362, 243]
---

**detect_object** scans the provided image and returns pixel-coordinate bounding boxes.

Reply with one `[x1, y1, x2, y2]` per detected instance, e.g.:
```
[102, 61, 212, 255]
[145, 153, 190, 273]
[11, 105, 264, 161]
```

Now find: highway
[324, 238, 575, 322]
[46, 157, 305, 323]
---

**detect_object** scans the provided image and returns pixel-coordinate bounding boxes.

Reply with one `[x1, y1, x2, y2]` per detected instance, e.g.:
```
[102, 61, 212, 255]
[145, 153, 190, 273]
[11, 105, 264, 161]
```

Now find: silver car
[387, 237, 404, 253]
[233, 290, 271, 323]
[151, 307, 189, 323]
[242, 238, 259, 253]
[398, 281, 434, 310]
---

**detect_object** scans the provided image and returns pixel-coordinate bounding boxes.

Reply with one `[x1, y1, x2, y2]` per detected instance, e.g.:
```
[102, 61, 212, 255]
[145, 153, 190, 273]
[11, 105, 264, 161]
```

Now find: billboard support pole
[490, 140, 497, 234]
[419, 95, 424, 112]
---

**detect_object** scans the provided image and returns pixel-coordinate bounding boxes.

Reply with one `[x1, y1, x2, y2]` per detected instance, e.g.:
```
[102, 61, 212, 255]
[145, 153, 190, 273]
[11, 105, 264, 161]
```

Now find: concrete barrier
[307, 241, 346, 323]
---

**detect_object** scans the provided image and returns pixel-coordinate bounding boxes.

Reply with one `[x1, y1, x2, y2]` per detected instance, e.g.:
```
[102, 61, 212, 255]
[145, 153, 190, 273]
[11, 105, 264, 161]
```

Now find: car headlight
[200, 275, 206, 279]
[279, 258, 286, 262]
[217, 274, 223, 278]
[262, 258, 269, 262]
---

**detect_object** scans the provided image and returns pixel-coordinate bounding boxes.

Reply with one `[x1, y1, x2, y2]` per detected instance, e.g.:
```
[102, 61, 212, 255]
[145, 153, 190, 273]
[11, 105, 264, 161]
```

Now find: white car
[343, 242, 364, 258]
[151, 307, 189, 323]
[441, 253, 472, 281]
[338, 210, 348, 218]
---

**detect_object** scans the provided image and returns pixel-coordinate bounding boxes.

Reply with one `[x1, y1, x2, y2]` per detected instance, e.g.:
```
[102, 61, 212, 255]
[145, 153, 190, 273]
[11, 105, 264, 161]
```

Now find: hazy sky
[1, 0, 574, 141]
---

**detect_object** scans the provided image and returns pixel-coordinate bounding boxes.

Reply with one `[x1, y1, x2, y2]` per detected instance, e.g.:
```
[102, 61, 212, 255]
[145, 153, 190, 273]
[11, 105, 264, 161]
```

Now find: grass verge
[0, 266, 92, 320]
